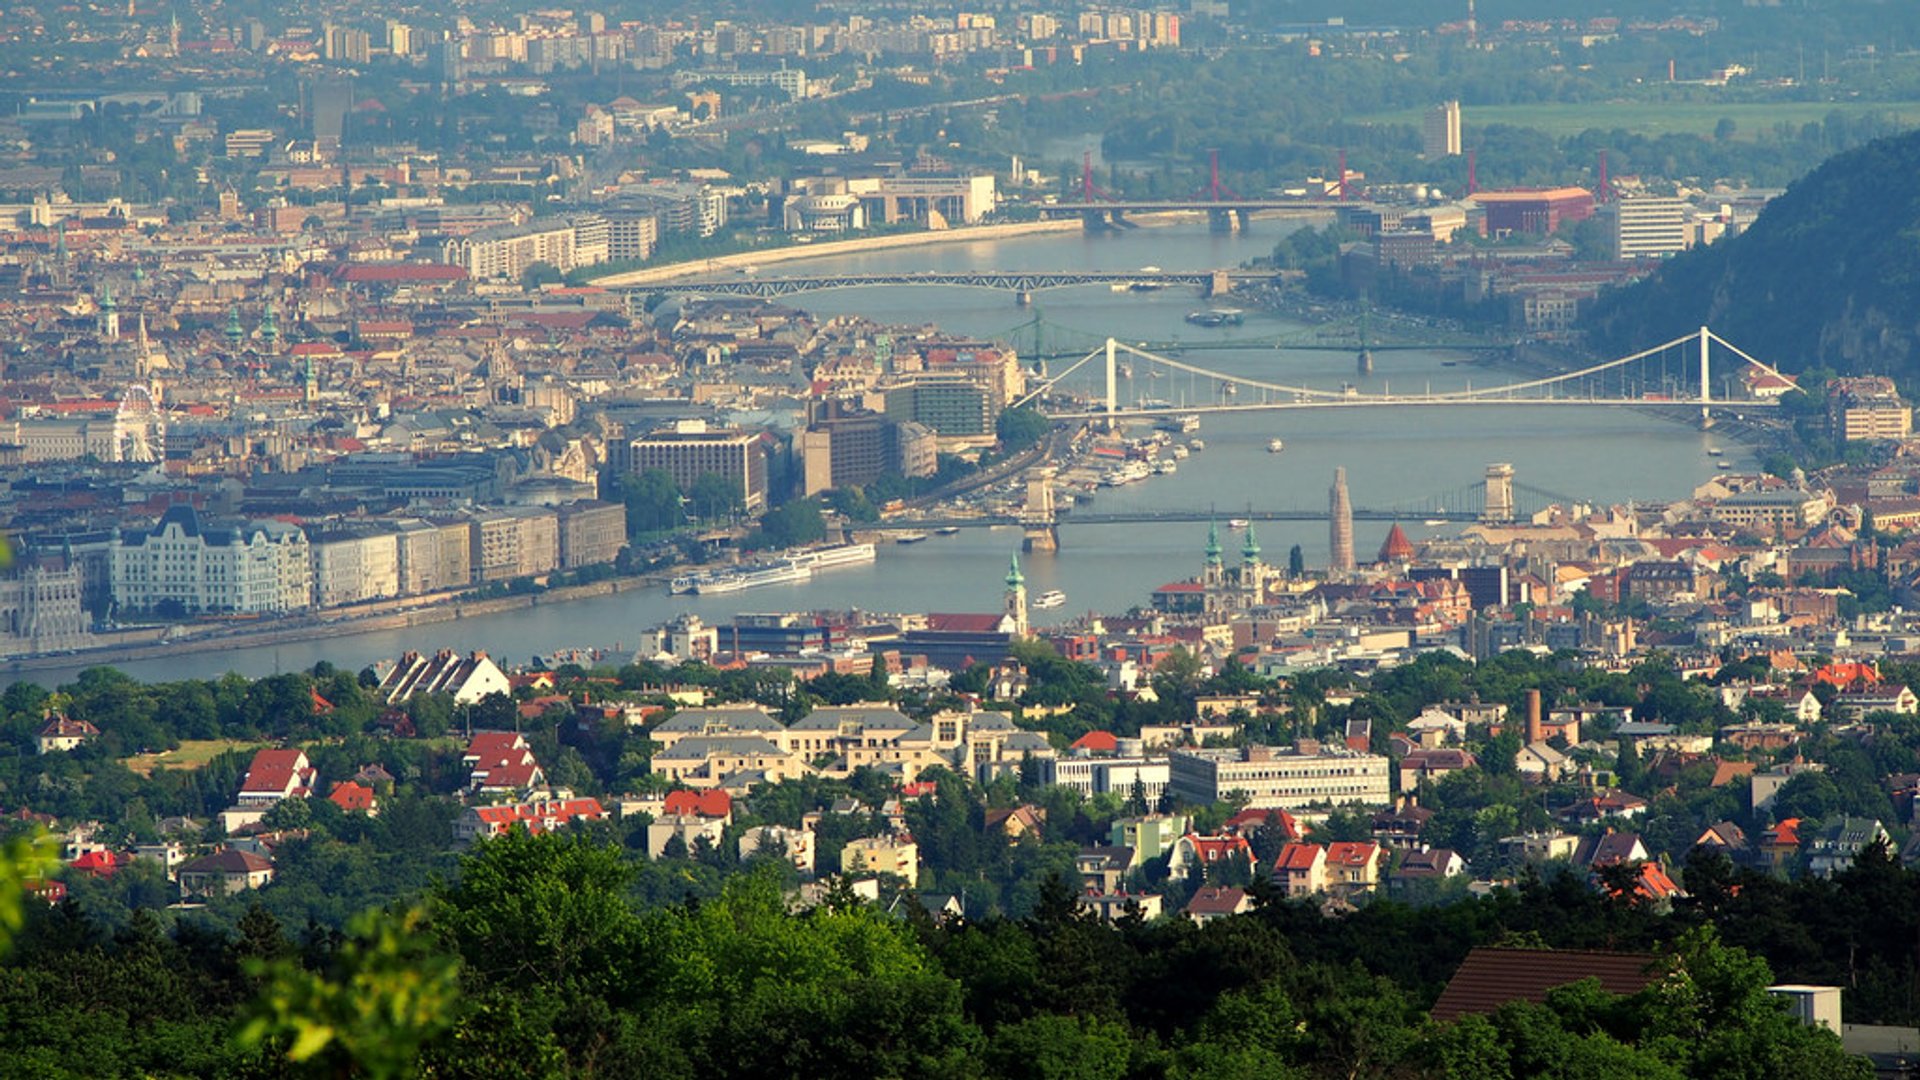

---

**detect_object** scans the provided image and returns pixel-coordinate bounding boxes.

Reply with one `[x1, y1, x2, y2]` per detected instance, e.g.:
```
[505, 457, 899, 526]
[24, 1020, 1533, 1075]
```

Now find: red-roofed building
[453, 798, 607, 844]
[69, 849, 126, 878]
[1272, 842, 1327, 896]
[237, 749, 318, 806]
[1069, 731, 1120, 755]
[36, 714, 99, 754]
[1811, 661, 1880, 690]
[1323, 841, 1386, 896]
[662, 788, 733, 821]
[1222, 806, 1301, 843]
[327, 781, 379, 816]
[464, 732, 546, 796]
[1167, 833, 1253, 880]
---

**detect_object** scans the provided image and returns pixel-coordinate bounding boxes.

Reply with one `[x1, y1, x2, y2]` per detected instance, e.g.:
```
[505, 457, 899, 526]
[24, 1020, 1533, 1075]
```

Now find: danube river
[22, 221, 1751, 686]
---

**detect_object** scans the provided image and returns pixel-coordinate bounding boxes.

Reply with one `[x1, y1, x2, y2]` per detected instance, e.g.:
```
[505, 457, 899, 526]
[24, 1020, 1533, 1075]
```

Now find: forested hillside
[1584, 129, 1920, 375]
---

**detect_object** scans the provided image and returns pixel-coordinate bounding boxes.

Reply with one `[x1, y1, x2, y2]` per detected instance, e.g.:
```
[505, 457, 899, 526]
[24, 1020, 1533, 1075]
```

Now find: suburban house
[1167, 833, 1254, 881]
[327, 781, 379, 816]
[463, 732, 546, 797]
[1273, 842, 1328, 896]
[840, 834, 920, 887]
[1390, 848, 1467, 893]
[236, 749, 318, 806]
[451, 797, 606, 844]
[176, 849, 276, 899]
[741, 824, 816, 874]
[1078, 891, 1164, 924]
[36, 714, 100, 754]
[1184, 885, 1254, 924]
[1075, 846, 1136, 894]
[1398, 748, 1477, 792]
[1806, 817, 1890, 878]
[1323, 841, 1387, 897]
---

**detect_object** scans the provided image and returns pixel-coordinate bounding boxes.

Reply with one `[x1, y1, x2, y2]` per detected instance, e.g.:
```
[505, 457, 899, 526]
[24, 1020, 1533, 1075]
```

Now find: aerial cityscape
[2, 0, 1920, 1075]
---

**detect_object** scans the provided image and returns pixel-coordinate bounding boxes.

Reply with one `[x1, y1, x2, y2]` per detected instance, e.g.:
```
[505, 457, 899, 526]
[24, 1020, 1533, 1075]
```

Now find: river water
[19, 221, 1747, 686]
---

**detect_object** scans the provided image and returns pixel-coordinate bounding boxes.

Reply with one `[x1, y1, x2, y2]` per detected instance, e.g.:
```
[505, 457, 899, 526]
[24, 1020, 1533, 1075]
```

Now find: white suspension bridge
[1014, 326, 1789, 427]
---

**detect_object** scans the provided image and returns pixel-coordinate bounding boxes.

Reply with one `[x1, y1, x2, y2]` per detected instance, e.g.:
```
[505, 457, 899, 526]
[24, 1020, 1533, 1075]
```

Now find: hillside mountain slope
[1583, 129, 1920, 376]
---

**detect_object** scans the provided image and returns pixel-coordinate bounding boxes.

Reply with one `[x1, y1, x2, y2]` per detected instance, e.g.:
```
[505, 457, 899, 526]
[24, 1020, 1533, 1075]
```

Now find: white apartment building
[1612, 196, 1691, 260]
[393, 518, 474, 595]
[440, 216, 611, 280]
[112, 506, 311, 616]
[309, 527, 401, 608]
[1168, 744, 1391, 810]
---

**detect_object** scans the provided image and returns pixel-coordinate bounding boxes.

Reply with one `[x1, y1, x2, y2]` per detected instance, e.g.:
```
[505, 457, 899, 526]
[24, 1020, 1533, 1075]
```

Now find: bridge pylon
[1021, 467, 1060, 552]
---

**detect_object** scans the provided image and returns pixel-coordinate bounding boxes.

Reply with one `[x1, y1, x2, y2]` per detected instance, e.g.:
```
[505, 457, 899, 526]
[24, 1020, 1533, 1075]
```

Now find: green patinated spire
[225, 304, 245, 347]
[259, 303, 279, 345]
[1205, 520, 1222, 566]
[1242, 520, 1262, 562]
[1006, 552, 1024, 588]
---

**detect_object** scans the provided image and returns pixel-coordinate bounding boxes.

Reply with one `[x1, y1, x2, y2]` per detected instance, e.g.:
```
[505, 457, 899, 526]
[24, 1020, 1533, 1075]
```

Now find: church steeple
[1205, 519, 1223, 566]
[1242, 520, 1262, 564]
[1003, 553, 1028, 637]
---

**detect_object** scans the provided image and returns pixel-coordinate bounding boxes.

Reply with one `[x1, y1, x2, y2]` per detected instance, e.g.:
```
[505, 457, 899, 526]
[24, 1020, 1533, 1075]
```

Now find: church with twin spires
[1199, 520, 1279, 614]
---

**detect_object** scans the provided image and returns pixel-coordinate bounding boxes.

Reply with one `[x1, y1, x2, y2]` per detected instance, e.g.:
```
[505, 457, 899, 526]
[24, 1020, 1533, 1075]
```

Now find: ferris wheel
[113, 383, 164, 464]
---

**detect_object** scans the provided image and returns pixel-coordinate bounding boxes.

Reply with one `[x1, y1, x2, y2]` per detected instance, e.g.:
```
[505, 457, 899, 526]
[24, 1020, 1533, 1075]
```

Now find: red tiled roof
[1275, 842, 1323, 870]
[1070, 731, 1120, 753]
[1431, 948, 1660, 1023]
[663, 789, 733, 818]
[1223, 806, 1300, 841]
[327, 781, 376, 812]
[1325, 841, 1382, 868]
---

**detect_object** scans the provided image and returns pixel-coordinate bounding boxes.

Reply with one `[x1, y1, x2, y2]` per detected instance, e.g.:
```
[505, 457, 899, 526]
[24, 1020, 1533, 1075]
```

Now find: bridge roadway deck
[1036, 200, 1357, 214]
[865, 507, 1483, 530]
[1040, 399, 1774, 419]
[616, 269, 1277, 296]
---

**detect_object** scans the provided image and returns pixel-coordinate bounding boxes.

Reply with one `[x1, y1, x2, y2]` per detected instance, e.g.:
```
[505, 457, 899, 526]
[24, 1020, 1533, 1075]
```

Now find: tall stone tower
[1004, 553, 1029, 638]
[1329, 467, 1355, 575]
[1240, 520, 1264, 608]
[1483, 463, 1515, 523]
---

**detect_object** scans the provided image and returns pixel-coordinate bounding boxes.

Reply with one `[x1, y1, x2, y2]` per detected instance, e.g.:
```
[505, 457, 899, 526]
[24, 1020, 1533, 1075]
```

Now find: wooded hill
[1583, 129, 1920, 376]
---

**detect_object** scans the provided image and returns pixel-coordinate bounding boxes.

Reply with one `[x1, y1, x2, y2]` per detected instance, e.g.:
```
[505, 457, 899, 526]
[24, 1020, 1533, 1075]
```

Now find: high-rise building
[1329, 467, 1355, 575]
[1611, 196, 1691, 260]
[1422, 100, 1462, 158]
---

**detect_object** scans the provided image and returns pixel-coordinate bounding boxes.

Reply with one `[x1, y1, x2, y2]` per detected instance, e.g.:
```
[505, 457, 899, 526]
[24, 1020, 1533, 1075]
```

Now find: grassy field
[125, 739, 264, 776]
[1360, 100, 1920, 139]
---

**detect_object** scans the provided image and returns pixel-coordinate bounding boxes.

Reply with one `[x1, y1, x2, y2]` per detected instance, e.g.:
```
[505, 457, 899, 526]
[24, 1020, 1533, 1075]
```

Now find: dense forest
[1583, 128, 1920, 376]
[0, 829, 1891, 1079]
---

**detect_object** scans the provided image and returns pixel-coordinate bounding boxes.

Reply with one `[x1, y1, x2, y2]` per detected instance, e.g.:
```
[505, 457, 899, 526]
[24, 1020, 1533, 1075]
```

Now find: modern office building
[1611, 196, 1690, 259]
[628, 420, 773, 511]
[1168, 744, 1391, 810]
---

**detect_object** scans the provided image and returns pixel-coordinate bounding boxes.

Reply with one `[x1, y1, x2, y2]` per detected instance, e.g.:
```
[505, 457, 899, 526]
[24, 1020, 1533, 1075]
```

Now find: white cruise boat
[787, 542, 877, 570]
[692, 560, 811, 594]
[1033, 589, 1067, 609]
[1267, 438, 1285, 453]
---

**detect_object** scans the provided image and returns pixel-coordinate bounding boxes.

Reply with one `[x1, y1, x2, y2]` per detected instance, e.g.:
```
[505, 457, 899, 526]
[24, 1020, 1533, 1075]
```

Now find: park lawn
[1359, 100, 1920, 139]
[124, 738, 266, 776]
